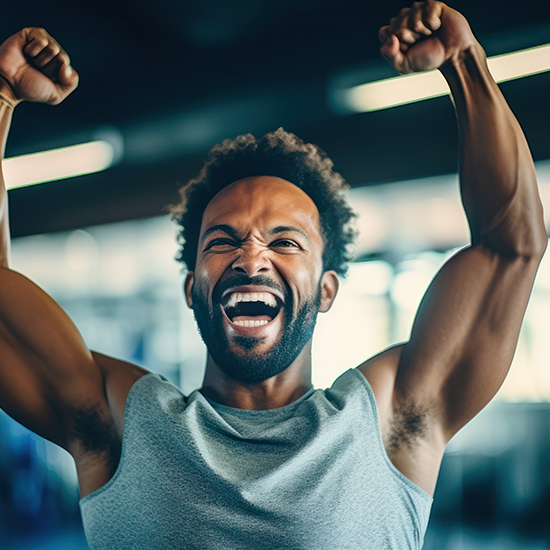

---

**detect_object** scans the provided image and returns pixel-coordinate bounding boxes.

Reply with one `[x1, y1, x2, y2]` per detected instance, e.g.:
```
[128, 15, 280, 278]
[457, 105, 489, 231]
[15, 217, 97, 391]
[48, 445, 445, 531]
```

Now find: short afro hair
[170, 128, 357, 277]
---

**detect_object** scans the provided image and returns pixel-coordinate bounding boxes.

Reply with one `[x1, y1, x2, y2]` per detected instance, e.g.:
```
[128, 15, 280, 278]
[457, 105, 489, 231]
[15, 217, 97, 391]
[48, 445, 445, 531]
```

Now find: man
[0, 1, 546, 549]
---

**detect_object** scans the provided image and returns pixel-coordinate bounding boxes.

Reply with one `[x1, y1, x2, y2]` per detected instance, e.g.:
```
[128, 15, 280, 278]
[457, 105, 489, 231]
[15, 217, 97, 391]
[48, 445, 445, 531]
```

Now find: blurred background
[1, 0, 550, 548]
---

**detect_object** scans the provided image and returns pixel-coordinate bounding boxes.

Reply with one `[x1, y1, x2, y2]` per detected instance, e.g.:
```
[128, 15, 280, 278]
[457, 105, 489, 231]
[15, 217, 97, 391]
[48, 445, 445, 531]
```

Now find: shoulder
[68, 353, 150, 497]
[356, 344, 446, 496]
[356, 344, 404, 425]
[92, 352, 150, 431]
[67, 353, 148, 456]
[357, 343, 443, 449]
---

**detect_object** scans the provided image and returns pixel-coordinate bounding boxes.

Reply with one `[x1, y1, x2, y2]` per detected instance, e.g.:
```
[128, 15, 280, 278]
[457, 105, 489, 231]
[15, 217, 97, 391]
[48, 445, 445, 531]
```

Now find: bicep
[397, 244, 540, 438]
[0, 267, 104, 448]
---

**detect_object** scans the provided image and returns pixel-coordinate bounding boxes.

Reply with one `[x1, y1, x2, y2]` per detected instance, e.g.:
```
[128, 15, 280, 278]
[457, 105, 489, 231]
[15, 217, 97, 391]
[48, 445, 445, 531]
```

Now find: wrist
[0, 75, 21, 109]
[438, 40, 500, 108]
[439, 41, 492, 86]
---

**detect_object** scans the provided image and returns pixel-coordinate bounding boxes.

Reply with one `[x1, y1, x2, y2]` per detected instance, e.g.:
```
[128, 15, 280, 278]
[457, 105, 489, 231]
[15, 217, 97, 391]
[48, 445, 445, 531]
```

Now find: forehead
[200, 176, 322, 238]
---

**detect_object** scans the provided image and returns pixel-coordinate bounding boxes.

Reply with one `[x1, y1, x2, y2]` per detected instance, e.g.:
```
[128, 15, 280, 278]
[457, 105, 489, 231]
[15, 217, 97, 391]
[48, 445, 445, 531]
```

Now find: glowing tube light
[340, 43, 550, 113]
[3, 140, 116, 190]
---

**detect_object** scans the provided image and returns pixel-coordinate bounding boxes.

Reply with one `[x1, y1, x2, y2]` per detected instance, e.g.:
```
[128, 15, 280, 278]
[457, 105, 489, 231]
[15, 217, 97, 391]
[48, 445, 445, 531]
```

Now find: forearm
[0, 88, 17, 268]
[440, 42, 546, 256]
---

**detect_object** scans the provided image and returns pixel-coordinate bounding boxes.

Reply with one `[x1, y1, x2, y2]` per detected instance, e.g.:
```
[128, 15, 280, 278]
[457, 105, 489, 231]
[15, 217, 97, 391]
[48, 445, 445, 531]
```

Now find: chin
[191, 277, 322, 384]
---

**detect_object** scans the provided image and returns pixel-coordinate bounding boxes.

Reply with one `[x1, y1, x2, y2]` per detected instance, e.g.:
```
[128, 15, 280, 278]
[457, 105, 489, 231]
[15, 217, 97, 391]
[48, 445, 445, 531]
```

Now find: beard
[190, 274, 321, 383]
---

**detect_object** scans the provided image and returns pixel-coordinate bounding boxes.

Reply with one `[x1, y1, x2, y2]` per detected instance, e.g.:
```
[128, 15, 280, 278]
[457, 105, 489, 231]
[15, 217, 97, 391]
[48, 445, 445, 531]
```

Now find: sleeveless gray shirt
[79, 368, 433, 549]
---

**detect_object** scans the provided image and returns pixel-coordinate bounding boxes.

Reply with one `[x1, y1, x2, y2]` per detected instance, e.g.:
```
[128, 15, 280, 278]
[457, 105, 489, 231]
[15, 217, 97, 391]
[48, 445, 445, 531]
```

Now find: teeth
[225, 292, 278, 308]
[233, 319, 270, 327]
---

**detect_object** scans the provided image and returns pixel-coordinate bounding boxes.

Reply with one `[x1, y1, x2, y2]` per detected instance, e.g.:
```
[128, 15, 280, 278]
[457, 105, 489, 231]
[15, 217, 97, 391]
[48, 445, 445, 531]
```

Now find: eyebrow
[200, 224, 239, 242]
[269, 226, 310, 240]
[200, 224, 310, 242]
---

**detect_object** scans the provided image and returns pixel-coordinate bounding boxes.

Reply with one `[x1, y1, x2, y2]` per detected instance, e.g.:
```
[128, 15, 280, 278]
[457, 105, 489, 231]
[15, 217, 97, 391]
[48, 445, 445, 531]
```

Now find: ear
[184, 272, 194, 308]
[319, 270, 339, 313]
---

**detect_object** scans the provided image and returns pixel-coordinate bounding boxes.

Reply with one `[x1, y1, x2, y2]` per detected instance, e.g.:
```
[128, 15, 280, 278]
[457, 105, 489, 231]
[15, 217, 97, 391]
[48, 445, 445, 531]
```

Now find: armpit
[384, 400, 431, 458]
[67, 404, 121, 468]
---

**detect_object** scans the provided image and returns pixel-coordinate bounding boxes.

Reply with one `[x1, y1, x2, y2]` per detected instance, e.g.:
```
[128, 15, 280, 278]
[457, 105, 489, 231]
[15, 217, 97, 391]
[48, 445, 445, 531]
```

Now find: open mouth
[222, 292, 283, 327]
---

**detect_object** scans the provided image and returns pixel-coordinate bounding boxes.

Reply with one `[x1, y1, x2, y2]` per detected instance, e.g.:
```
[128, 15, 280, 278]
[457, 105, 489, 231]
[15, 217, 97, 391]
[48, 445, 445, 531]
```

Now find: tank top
[79, 368, 433, 549]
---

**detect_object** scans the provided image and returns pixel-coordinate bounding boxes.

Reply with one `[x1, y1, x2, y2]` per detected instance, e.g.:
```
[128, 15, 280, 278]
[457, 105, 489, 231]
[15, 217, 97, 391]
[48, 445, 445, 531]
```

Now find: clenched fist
[379, 1, 479, 74]
[0, 27, 78, 106]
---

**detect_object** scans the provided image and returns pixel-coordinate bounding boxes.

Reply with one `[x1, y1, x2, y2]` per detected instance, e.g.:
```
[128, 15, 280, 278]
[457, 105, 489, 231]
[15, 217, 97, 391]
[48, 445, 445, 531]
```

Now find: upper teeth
[225, 292, 278, 308]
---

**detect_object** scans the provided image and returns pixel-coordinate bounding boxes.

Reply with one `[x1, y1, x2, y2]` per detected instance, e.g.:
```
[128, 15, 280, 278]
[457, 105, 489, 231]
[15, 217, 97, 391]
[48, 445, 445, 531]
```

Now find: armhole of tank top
[79, 372, 159, 506]
[349, 368, 433, 505]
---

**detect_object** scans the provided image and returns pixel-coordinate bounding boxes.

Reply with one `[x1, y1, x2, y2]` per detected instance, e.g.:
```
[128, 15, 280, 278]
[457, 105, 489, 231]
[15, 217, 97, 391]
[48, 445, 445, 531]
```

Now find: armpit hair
[67, 404, 121, 463]
[384, 400, 431, 458]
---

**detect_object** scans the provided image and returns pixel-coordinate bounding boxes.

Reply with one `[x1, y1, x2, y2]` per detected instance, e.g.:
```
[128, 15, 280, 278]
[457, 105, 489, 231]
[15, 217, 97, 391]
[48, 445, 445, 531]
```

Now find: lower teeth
[233, 320, 269, 327]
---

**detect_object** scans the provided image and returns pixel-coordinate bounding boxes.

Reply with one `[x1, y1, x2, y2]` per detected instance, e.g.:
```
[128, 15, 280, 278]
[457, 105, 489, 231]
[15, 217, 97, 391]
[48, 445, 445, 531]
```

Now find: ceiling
[3, 0, 550, 238]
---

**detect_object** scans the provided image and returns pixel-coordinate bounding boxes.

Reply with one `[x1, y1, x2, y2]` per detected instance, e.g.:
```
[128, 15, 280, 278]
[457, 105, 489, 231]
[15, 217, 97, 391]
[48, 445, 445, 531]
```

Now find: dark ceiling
[3, 0, 550, 238]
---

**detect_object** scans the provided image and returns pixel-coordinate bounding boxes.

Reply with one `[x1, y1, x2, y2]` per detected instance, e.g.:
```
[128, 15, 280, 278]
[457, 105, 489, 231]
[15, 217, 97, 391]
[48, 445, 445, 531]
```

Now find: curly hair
[170, 128, 357, 277]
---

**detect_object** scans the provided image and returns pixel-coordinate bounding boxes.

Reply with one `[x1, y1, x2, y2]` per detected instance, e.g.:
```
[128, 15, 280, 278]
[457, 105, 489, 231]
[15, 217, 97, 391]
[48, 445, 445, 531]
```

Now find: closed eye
[204, 238, 238, 251]
[271, 239, 300, 248]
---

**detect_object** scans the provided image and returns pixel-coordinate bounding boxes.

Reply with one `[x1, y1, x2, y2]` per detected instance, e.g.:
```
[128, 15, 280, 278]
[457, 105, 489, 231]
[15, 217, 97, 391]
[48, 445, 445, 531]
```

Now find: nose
[231, 244, 271, 277]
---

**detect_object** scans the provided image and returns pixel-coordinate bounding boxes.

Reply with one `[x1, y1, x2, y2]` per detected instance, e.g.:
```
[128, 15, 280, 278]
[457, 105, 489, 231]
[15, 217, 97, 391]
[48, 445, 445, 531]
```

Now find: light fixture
[336, 43, 550, 113]
[3, 140, 117, 190]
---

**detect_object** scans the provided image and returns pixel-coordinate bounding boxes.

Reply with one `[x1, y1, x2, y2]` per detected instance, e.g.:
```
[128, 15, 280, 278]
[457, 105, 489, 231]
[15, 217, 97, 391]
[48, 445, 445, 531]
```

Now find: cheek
[192, 255, 234, 304]
[278, 256, 323, 299]
[190, 265, 215, 302]
[196, 251, 233, 278]
[194, 257, 222, 287]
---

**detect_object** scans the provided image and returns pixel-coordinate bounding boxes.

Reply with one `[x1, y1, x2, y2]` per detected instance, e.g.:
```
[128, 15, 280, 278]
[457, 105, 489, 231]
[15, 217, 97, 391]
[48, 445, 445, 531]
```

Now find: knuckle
[394, 30, 405, 41]
[34, 27, 49, 39]
[395, 28, 415, 42]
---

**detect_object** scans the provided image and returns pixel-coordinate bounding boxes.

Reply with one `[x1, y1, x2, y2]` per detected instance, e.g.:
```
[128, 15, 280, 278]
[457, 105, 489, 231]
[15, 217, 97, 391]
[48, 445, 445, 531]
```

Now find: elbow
[481, 204, 547, 261]
[513, 231, 546, 263]
[510, 230, 547, 263]
[481, 228, 547, 263]
[531, 231, 548, 261]
[513, 188, 548, 261]
[521, 216, 548, 261]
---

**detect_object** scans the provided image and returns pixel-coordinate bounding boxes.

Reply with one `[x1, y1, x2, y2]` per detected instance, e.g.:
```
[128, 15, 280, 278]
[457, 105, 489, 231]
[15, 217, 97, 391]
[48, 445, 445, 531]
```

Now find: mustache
[213, 274, 286, 304]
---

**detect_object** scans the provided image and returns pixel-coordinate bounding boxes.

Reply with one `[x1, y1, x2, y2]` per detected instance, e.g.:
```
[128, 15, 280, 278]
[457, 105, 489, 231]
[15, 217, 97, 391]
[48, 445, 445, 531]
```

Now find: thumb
[379, 34, 399, 58]
[58, 61, 78, 87]
[380, 35, 407, 73]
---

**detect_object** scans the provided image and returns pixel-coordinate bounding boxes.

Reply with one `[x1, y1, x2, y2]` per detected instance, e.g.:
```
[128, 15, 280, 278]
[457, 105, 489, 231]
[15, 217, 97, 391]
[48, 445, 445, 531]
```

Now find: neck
[199, 343, 313, 410]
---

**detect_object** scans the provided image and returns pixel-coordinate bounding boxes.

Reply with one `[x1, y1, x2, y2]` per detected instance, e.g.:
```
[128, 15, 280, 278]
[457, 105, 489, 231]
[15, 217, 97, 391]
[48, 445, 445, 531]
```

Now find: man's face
[185, 176, 338, 383]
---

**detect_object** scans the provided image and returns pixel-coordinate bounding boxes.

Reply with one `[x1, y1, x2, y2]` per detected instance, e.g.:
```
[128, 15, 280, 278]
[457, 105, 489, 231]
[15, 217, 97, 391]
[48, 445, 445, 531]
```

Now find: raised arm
[0, 27, 78, 264]
[0, 29, 107, 454]
[360, 2, 547, 494]
[0, 91, 14, 266]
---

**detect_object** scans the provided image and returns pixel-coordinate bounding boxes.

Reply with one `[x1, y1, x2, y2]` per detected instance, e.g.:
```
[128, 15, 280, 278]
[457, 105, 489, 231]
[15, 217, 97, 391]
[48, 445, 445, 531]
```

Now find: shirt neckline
[202, 386, 316, 416]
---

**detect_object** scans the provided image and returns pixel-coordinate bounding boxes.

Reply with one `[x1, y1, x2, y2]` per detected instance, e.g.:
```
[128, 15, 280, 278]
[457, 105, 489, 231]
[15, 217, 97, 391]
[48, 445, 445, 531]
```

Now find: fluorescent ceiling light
[339, 43, 550, 113]
[3, 140, 116, 190]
